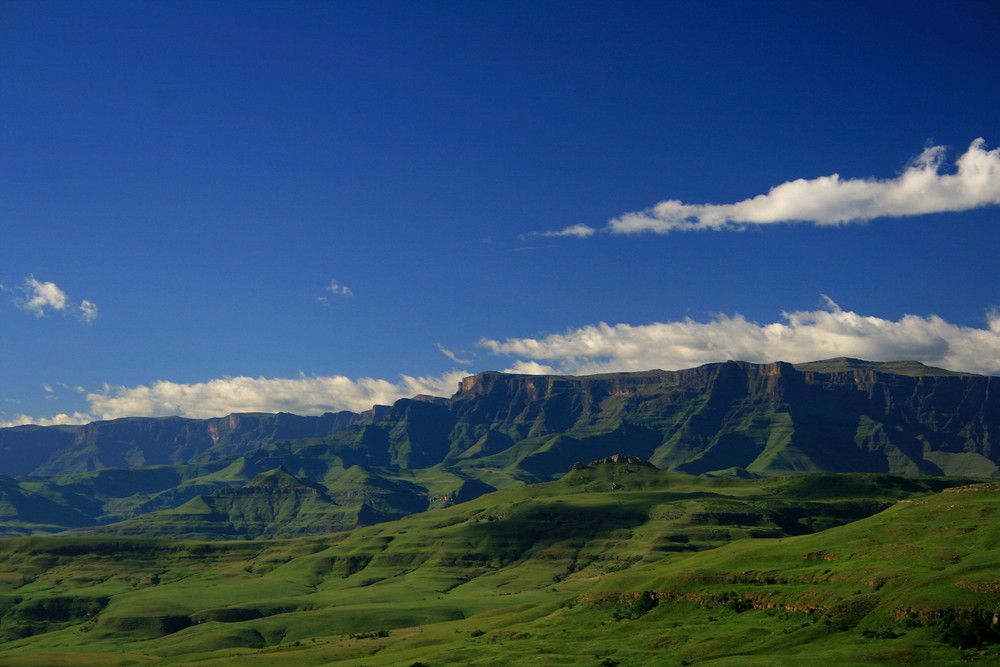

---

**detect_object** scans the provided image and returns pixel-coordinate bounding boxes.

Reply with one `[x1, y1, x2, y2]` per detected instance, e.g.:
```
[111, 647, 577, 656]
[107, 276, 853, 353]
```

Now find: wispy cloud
[479, 297, 1000, 377]
[319, 279, 354, 300]
[13, 276, 99, 323]
[540, 139, 1000, 237]
[435, 343, 472, 365]
[541, 224, 596, 239]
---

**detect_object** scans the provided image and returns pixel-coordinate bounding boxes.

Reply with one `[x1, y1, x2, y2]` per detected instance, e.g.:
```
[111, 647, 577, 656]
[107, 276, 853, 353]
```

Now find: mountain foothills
[0, 357, 998, 538]
[0, 463, 997, 665]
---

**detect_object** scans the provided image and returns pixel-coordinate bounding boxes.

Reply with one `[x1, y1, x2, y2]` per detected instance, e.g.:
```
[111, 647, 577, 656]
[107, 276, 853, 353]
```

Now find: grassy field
[0, 465, 996, 665]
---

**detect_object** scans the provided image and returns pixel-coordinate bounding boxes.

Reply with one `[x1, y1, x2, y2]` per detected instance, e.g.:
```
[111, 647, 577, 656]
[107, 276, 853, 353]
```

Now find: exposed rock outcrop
[587, 454, 658, 468]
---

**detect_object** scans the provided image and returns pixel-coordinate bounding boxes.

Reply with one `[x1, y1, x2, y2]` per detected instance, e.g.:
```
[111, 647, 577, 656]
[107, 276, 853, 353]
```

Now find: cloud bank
[1, 371, 469, 427]
[80, 370, 469, 421]
[543, 139, 1000, 237]
[8, 300, 1000, 427]
[0, 412, 96, 428]
[479, 297, 1000, 377]
[15, 276, 99, 323]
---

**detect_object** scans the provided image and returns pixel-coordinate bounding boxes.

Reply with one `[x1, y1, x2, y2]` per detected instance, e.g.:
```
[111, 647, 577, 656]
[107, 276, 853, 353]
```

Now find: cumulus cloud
[479, 297, 1000, 376]
[15, 276, 99, 322]
[84, 370, 469, 420]
[22, 277, 69, 314]
[541, 139, 1000, 237]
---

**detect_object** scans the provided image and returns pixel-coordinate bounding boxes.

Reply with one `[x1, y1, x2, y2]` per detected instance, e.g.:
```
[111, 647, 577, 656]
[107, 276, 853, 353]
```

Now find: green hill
[0, 464, 995, 665]
[84, 467, 356, 540]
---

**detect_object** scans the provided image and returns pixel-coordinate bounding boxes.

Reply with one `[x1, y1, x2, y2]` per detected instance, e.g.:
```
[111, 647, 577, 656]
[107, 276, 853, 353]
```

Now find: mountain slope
[85, 467, 353, 540]
[0, 465, 995, 665]
[0, 411, 363, 477]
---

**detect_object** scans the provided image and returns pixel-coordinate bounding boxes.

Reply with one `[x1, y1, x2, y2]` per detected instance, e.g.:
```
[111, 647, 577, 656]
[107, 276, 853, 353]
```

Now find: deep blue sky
[2, 1, 999, 423]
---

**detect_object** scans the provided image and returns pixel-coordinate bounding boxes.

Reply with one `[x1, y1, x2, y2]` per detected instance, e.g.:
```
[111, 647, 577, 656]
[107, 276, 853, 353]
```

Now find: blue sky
[2, 0, 999, 424]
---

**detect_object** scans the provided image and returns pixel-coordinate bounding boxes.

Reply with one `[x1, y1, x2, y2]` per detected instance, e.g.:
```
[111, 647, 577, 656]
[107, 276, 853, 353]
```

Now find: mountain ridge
[1, 358, 998, 538]
[1, 358, 980, 470]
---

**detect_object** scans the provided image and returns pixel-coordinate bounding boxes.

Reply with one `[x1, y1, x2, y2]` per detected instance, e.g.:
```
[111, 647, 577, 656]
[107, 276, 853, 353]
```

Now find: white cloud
[541, 139, 1000, 237]
[501, 360, 561, 375]
[83, 370, 469, 420]
[3, 370, 470, 426]
[78, 299, 99, 323]
[435, 343, 472, 365]
[325, 279, 354, 297]
[479, 298, 1000, 376]
[540, 223, 597, 239]
[16, 276, 98, 323]
[0, 412, 95, 428]
[22, 277, 69, 315]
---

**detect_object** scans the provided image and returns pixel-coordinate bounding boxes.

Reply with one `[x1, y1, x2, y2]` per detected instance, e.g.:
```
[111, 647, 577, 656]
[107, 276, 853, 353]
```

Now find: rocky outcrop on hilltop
[588, 454, 658, 468]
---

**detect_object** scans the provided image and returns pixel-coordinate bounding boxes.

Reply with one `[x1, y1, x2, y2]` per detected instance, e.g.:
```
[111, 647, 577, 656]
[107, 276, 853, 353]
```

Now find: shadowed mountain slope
[0, 412, 363, 477]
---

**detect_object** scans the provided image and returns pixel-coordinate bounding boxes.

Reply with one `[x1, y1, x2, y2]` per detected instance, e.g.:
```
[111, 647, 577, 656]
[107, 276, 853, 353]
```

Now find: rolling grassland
[0, 463, 996, 665]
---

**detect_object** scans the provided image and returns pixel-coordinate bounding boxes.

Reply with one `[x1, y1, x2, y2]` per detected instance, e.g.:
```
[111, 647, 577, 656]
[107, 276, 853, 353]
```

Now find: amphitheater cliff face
[444, 360, 1000, 477]
[3, 359, 999, 479]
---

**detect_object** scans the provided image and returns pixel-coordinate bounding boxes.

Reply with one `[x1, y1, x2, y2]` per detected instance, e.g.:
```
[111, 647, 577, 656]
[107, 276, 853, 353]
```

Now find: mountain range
[2, 357, 1000, 664]
[0, 357, 997, 538]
